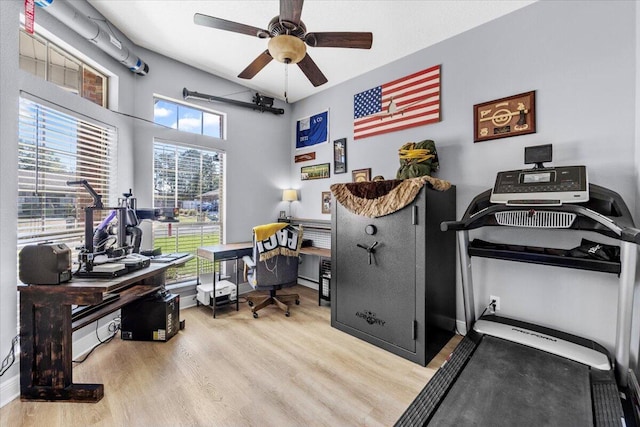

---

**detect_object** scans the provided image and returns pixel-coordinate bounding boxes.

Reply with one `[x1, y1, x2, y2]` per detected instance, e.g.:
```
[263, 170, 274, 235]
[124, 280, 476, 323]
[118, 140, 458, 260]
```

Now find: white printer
[196, 279, 237, 306]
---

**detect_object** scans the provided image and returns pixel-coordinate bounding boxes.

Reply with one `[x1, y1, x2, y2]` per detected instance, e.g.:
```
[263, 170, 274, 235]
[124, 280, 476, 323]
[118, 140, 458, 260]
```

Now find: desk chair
[243, 223, 303, 318]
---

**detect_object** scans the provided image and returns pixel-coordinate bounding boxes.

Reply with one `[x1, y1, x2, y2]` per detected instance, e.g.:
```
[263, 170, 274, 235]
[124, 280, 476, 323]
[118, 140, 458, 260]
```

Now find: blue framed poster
[296, 110, 328, 149]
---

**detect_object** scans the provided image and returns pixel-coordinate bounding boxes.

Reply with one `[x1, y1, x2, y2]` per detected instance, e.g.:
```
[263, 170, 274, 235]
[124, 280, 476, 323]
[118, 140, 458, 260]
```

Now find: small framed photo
[352, 168, 371, 182]
[321, 191, 332, 214]
[301, 163, 330, 180]
[473, 91, 536, 142]
[333, 138, 347, 174]
[279, 210, 286, 219]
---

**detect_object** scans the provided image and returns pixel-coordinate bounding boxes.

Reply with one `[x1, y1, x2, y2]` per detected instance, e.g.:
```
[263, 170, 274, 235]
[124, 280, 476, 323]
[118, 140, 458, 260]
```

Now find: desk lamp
[282, 189, 298, 219]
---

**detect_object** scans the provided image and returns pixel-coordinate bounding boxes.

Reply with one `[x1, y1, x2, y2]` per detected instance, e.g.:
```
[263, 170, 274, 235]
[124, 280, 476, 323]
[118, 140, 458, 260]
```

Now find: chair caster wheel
[295, 299, 300, 305]
[253, 312, 258, 318]
[285, 311, 290, 317]
[248, 301, 254, 307]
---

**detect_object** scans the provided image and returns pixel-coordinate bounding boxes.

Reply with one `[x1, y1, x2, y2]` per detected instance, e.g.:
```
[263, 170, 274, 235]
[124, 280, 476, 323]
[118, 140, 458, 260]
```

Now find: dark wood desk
[18, 263, 169, 402]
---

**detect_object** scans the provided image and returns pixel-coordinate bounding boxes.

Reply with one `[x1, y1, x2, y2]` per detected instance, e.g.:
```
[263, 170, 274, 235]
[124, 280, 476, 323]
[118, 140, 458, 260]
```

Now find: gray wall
[290, 0, 640, 369]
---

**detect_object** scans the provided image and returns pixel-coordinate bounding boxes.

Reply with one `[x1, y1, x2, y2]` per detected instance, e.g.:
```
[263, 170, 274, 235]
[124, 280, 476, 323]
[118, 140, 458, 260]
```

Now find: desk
[196, 243, 253, 317]
[197, 243, 331, 311]
[18, 263, 169, 402]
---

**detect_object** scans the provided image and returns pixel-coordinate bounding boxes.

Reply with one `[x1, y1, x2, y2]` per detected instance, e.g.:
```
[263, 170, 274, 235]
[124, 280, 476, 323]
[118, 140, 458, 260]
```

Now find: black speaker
[121, 292, 180, 342]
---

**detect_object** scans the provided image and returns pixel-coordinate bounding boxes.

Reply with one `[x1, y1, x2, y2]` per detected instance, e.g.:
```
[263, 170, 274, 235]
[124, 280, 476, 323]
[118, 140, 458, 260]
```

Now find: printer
[197, 279, 237, 306]
[19, 243, 72, 284]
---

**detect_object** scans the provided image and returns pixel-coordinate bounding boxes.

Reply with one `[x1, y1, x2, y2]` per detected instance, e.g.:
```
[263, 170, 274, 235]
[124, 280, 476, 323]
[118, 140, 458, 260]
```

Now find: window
[19, 29, 108, 108]
[17, 97, 116, 258]
[153, 141, 224, 283]
[153, 97, 224, 139]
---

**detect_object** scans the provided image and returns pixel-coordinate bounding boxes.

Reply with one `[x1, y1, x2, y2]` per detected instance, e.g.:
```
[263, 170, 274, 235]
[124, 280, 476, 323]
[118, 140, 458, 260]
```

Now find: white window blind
[153, 141, 224, 283]
[17, 97, 117, 254]
[153, 141, 223, 217]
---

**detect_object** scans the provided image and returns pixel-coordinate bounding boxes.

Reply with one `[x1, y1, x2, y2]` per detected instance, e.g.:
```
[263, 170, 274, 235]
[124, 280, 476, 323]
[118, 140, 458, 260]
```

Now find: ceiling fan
[193, 0, 373, 89]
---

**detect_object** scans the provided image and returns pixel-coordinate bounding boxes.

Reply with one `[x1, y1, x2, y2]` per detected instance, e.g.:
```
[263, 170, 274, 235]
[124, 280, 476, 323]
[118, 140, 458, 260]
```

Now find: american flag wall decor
[353, 65, 441, 140]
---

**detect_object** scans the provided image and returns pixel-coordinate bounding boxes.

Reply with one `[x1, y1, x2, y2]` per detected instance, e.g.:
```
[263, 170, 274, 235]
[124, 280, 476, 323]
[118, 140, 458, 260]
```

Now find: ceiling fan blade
[279, 0, 304, 27]
[194, 13, 269, 38]
[305, 32, 373, 49]
[238, 50, 273, 79]
[297, 54, 328, 87]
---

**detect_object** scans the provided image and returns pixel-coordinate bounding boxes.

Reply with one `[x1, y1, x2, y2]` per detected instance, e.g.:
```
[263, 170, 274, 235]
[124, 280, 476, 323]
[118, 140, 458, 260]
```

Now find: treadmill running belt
[428, 336, 592, 426]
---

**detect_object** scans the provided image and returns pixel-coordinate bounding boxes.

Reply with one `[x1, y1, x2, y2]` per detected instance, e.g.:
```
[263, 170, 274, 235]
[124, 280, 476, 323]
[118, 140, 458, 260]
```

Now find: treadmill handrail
[443, 184, 640, 244]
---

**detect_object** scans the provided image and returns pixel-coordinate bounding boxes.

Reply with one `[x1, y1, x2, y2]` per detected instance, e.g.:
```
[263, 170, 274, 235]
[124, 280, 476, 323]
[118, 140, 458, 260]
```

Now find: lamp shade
[282, 189, 298, 202]
[268, 35, 306, 64]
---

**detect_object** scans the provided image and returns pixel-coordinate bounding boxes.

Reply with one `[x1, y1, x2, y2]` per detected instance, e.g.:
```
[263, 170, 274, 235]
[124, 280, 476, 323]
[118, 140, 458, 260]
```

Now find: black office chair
[243, 223, 303, 318]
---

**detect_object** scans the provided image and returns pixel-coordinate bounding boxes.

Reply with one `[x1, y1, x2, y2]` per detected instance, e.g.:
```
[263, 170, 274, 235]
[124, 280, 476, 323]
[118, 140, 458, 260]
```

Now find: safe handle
[356, 241, 379, 265]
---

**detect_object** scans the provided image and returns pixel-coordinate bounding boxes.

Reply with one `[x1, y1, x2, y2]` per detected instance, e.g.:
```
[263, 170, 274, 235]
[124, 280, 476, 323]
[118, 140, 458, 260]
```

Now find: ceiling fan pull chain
[284, 62, 289, 103]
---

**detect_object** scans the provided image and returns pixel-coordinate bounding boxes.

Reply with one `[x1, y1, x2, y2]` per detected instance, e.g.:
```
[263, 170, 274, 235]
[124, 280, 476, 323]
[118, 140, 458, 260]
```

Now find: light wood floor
[0, 285, 461, 427]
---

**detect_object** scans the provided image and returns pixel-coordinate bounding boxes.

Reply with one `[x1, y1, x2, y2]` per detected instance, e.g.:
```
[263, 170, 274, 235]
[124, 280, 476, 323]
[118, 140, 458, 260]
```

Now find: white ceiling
[87, 0, 536, 103]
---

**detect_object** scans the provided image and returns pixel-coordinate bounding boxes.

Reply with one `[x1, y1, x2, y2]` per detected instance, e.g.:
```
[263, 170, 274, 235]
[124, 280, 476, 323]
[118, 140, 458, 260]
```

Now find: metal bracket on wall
[183, 88, 285, 115]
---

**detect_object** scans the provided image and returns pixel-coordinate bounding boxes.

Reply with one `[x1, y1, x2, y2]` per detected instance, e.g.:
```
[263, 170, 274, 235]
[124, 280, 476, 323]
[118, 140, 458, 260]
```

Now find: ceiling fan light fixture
[268, 35, 306, 64]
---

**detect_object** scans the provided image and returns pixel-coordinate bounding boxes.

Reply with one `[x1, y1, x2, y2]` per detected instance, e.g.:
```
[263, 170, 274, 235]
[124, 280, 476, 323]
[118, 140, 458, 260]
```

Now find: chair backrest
[248, 224, 302, 290]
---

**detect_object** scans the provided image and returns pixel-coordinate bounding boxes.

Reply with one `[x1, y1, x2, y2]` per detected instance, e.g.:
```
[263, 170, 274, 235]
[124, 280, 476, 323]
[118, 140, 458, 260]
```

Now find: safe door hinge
[412, 320, 418, 340]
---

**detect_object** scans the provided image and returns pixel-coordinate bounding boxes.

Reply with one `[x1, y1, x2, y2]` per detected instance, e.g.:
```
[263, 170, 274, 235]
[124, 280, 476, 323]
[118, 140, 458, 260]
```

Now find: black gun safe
[331, 181, 456, 365]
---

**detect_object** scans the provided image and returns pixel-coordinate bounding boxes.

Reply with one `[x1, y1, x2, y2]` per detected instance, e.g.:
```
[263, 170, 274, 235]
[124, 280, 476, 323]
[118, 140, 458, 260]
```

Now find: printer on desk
[19, 243, 72, 285]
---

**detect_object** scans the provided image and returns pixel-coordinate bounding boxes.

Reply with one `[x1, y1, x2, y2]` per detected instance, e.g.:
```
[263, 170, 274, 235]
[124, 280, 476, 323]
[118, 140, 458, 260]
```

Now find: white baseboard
[456, 319, 468, 336]
[0, 372, 19, 408]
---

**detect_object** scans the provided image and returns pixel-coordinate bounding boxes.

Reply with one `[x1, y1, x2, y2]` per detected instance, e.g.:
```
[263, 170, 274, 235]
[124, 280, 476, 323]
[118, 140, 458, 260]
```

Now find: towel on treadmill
[253, 223, 303, 261]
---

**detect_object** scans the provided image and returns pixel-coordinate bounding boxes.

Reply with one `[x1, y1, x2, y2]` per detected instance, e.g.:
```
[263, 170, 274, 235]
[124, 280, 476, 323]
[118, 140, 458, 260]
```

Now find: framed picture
[294, 152, 316, 163]
[301, 163, 330, 180]
[473, 91, 536, 142]
[333, 138, 347, 174]
[321, 191, 332, 214]
[352, 168, 371, 182]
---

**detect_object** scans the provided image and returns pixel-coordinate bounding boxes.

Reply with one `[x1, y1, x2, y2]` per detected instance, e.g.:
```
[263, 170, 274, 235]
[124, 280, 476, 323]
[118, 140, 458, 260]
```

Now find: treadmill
[396, 149, 640, 426]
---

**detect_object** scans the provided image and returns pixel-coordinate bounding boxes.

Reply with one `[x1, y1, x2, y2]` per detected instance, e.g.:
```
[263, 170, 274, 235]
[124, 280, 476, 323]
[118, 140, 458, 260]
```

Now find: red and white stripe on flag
[353, 64, 441, 140]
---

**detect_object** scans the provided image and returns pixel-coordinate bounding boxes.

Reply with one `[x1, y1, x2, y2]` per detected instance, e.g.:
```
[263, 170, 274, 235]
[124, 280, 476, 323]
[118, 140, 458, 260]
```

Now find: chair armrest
[242, 255, 255, 283]
[242, 255, 255, 268]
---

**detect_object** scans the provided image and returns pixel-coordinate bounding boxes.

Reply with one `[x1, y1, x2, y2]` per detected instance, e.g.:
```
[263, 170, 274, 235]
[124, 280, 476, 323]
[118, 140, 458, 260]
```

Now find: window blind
[153, 140, 224, 283]
[17, 97, 117, 254]
[153, 141, 223, 218]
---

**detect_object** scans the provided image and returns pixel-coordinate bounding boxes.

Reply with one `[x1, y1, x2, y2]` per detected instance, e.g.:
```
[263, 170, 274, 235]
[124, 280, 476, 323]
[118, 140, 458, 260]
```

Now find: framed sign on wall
[473, 91, 536, 142]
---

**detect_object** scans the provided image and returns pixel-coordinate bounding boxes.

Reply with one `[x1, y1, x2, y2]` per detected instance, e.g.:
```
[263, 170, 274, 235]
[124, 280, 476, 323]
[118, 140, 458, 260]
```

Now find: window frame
[153, 95, 226, 140]
[19, 28, 110, 108]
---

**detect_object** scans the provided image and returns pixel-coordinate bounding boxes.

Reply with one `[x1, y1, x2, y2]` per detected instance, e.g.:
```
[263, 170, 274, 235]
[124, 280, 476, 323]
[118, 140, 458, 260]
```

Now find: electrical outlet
[490, 295, 501, 312]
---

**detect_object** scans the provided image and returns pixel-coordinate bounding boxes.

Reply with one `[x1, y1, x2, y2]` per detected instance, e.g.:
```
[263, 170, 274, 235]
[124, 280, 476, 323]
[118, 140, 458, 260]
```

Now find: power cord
[479, 299, 498, 318]
[73, 317, 121, 364]
[0, 335, 19, 376]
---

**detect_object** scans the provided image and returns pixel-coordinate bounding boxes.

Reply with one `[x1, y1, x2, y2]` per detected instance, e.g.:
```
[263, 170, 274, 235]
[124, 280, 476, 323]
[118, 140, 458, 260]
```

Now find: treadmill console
[490, 165, 588, 205]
